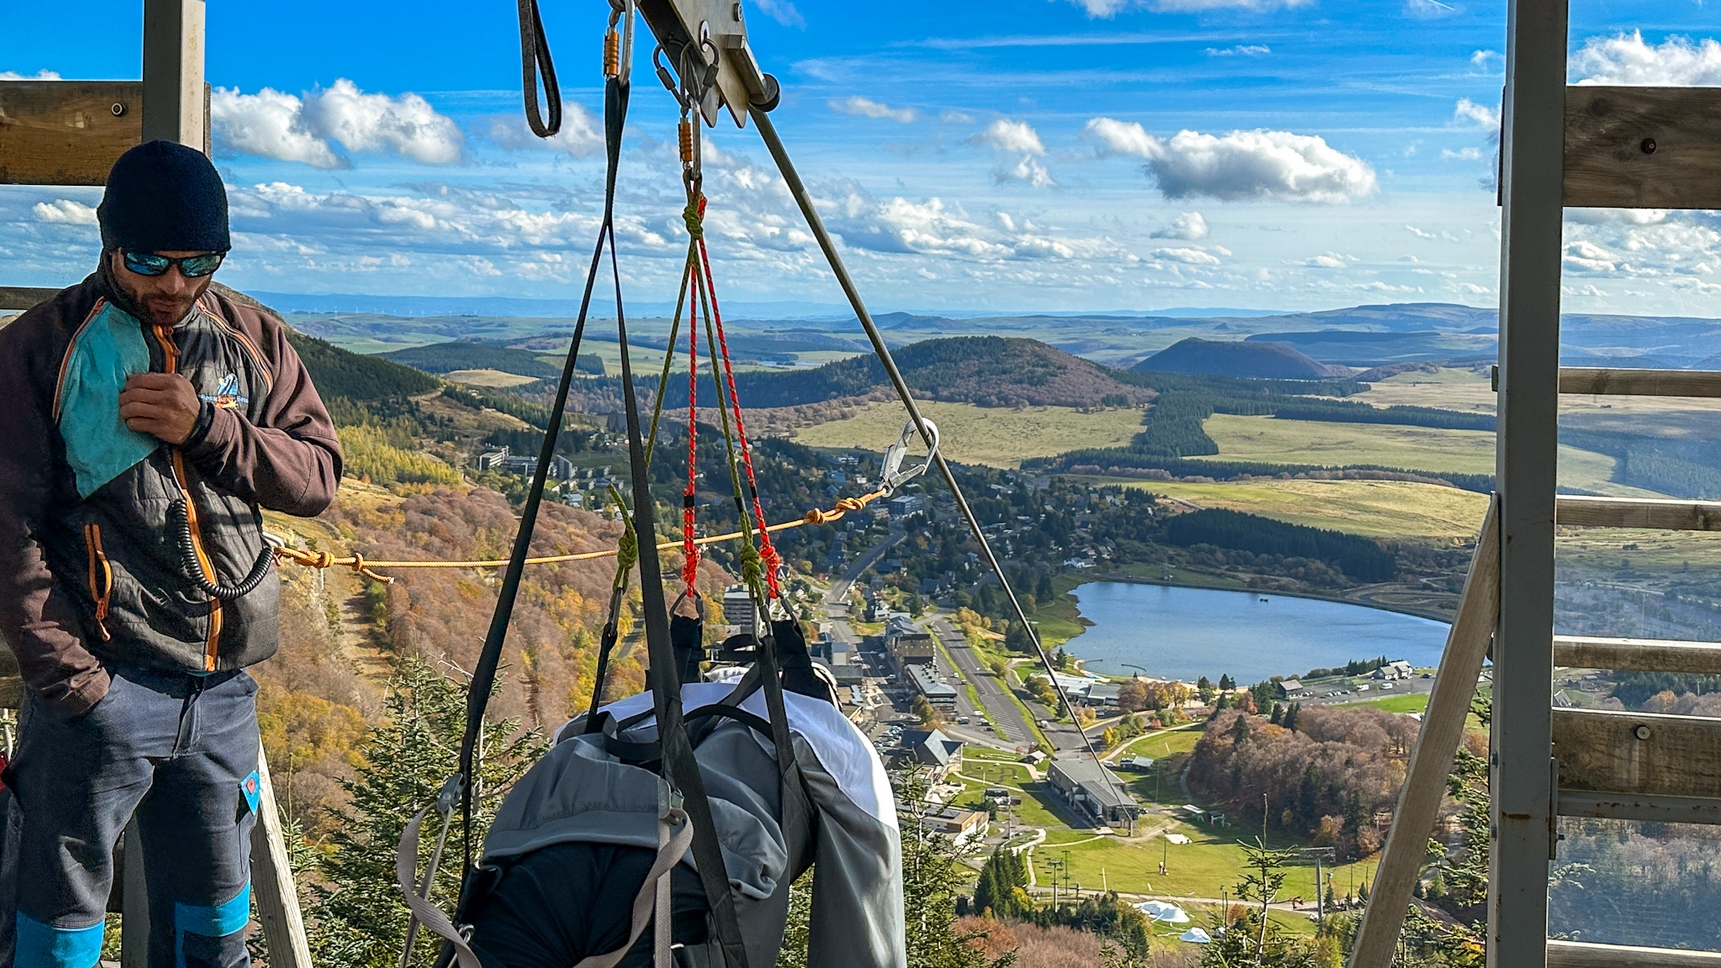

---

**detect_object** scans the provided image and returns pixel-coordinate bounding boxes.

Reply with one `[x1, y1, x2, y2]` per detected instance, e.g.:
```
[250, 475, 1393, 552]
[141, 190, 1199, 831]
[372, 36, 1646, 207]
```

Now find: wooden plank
[0, 286, 58, 312]
[142, 0, 208, 150]
[1559, 366, 1721, 398]
[1554, 708, 1721, 800]
[1556, 495, 1721, 531]
[1549, 940, 1721, 967]
[1558, 790, 1721, 825]
[1555, 635, 1721, 675]
[250, 742, 313, 968]
[1565, 86, 1721, 210]
[0, 81, 143, 186]
[1349, 497, 1499, 968]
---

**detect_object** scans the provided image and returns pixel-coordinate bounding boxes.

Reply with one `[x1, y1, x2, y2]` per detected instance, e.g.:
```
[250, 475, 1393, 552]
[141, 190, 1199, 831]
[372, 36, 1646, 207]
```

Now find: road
[930, 618, 1032, 747]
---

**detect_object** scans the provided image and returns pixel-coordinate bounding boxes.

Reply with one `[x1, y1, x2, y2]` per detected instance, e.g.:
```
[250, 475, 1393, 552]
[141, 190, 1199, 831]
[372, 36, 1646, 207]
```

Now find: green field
[1199, 414, 1496, 476]
[792, 401, 1146, 468]
[1083, 477, 1489, 540]
[1352, 692, 1431, 713]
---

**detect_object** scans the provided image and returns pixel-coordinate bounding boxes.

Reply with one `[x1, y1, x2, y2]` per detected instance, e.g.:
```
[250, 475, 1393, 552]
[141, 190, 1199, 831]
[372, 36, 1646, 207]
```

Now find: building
[1274, 679, 1305, 700]
[475, 447, 510, 472]
[886, 616, 935, 671]
[1373, 660, 1415, 681]
[899, 728, 964, 776]
[920, 807, 985, 843]
[907, 665, 958, 709]
[498, 454, 575, 480]
[1085, 682, 1122, 707]
[887, 494, 924, 518]
[1047, 757, 1141, 829]
[722, 585, 757, 628]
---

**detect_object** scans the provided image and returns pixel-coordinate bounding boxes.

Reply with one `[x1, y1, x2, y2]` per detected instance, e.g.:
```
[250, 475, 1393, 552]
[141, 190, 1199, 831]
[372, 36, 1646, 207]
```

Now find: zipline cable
[748, 106, 1123, 799]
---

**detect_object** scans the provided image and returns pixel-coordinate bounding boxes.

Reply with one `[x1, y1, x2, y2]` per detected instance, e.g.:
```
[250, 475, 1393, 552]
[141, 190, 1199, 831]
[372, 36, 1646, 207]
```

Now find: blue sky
[5, 0, 1721, 315]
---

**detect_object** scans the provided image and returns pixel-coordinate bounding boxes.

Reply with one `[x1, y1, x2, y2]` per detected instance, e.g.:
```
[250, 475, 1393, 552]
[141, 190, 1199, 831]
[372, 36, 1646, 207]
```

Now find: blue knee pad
[14, 912, 104, 968]
[173, 883, 250, 968]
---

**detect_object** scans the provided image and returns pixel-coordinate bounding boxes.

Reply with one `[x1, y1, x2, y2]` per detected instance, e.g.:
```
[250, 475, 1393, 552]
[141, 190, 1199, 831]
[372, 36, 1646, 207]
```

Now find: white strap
[574, 805, 693, 968]
[654, 807, 675, 968]
[396, 792, 485, 968]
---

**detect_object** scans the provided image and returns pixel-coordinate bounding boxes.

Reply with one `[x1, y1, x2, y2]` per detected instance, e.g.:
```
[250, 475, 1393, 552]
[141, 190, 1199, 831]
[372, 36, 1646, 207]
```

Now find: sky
[4, 1, 1721, 316]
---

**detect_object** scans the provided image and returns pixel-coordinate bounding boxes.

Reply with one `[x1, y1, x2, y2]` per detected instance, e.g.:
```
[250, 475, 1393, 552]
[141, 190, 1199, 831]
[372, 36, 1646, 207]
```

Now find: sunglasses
[122, 251, 226, 278]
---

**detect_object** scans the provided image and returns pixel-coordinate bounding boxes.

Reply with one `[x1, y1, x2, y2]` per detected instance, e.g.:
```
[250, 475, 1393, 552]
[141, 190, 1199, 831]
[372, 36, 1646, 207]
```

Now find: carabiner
[880, 419, 940, 496]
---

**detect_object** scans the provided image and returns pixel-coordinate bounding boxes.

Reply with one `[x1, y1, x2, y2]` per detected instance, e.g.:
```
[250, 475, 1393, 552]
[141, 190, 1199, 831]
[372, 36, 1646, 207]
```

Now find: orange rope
[273, 487, 890, 583]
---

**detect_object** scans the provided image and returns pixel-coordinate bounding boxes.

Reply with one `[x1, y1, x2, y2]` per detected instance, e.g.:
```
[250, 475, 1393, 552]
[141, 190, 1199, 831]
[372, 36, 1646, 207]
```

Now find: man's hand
[120, 372, 203, 445]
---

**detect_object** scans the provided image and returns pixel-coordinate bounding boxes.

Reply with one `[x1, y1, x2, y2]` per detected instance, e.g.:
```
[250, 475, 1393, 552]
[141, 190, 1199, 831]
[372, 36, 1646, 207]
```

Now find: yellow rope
[274, 488, 890, 583]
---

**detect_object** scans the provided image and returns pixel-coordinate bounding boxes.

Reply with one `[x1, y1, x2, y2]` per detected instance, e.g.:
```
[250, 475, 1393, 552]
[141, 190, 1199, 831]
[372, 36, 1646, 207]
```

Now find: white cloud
[1085, 118, 1377, 203]
[1154, 246, 1223, 266]
[830, 96, 918, 123]
[1206, 45, 1272, 57]
[939, 110, 976, 125]
[1442, 147, 1485, 161]
[1000, 156, 1058, 188]
[971, 119, 1047, 155]
[211, 79, 465, 168]
[1151, 211, 1209, 240]
[212, 87, 346, 169]
[33, 199, 98, 226]
[1298, 251, 1355, 268]
[1470, 49, 1501, 70]
[1452, 98, 1499, 130]
[749, 0, 805, 27]
[486, 103, 603, 157]
[1404, 0, 1457, 19]
[1067, 0, 1311, 12]
[1565, 240, 1617, 273]
[826, 192, 1119, 262]
[1573, 31, 1721, 86]
[0, 70, 60, 80]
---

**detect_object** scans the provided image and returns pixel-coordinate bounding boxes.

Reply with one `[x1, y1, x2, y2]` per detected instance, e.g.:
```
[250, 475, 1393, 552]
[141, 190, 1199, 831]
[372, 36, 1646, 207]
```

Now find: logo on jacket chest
[200, 372, 249, 411]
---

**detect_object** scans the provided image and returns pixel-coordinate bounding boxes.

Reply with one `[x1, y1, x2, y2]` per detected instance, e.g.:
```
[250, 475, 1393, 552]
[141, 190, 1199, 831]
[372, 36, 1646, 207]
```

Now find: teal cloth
[57, 303, 157, 498]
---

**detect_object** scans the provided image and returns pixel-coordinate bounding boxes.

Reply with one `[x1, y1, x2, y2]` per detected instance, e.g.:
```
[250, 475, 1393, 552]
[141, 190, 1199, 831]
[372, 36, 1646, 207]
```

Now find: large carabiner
[880, 419, 940, 496]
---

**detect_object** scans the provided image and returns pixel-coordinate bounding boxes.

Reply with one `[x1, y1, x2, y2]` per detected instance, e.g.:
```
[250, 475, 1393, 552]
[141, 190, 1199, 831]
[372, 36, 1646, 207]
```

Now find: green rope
[682, 199, 704, 240]
[644, 251, 698, 469]
[608, 484, 637, 593]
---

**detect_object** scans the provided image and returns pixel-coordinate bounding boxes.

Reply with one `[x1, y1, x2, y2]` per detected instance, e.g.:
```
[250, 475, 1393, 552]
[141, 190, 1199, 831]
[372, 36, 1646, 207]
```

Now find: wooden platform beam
[1556, 496, 1721, 531]
[1554, 708, 1721, 801]
[0, 81, 144, 186]
[1549, 940, 1721, 967]
[1348, 497, 1499, 968]
[1558, 790, 1721, 826]
[1554, 635, 1721, 675]
[1565, 86, 1721, 210]
[1559, 366, 1721, 398]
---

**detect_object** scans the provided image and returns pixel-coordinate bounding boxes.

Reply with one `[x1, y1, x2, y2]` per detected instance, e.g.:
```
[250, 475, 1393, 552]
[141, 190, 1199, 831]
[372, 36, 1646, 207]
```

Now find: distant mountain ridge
[1135, 337, 1350, 380]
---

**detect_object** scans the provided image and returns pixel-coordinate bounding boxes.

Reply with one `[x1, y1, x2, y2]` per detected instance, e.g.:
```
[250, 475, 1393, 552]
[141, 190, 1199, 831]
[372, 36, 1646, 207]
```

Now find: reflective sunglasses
[122, 251, 226, 278]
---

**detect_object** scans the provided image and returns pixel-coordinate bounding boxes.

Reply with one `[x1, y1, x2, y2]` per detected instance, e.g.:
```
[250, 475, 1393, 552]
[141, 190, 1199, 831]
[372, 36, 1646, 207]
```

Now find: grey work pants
[0, 665, 260, 968]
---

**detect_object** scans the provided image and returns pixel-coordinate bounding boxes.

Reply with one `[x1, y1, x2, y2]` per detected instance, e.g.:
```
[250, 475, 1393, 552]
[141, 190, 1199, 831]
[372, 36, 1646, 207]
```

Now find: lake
[1066, 582, 1451, 683]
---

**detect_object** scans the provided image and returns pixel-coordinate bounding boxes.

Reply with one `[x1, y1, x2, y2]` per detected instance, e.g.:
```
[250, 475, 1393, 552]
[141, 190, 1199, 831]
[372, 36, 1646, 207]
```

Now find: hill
[286, 332, 441, 403]
[1134, 337, 1348, 379]
[380, 341, 568, 379]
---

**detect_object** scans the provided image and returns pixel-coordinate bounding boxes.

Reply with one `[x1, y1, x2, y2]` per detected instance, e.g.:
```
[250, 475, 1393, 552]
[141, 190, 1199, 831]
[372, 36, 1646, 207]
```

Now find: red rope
[680, 264, 701, 594]
[694, 223, 781, 599]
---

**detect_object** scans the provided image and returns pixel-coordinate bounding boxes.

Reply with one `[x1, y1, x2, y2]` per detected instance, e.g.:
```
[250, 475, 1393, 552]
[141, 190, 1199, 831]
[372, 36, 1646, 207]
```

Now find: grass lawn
[791, 401, 1146, 469]
[1353, 692, 1432, 714]
[1081, 477, 1489, 541]
[1039, 819, 1374, 911]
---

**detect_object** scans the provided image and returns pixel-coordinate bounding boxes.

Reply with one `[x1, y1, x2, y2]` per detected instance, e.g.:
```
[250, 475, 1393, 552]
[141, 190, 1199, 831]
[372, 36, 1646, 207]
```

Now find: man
[0, 140, 341, 968]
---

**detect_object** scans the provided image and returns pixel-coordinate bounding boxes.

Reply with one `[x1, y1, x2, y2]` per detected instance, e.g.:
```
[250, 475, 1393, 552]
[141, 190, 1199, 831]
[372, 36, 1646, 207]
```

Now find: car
[956, 716, 971, 725]
[1037, 719, 1052, 728]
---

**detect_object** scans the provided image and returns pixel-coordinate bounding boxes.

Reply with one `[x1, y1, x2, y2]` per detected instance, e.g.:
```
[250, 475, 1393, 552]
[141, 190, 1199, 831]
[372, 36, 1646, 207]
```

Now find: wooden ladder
[1351, 371, 1721, 968]
[1, 677, 312, 967]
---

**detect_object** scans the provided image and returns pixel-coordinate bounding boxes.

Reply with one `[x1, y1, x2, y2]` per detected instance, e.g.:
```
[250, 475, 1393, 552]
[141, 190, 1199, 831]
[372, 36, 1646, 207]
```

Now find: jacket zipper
[151, 321, 223, 672]
[83, 523, 112, 641]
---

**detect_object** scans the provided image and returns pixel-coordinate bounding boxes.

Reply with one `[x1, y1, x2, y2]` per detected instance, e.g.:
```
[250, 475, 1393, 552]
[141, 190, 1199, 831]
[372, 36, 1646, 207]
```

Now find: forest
[1163, 509, 1398, 583]
[1187, 706, 1422, 860]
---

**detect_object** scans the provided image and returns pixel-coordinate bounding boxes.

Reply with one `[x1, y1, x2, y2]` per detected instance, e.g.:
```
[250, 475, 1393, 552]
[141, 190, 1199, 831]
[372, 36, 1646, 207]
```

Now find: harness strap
[570, 785, 692, 968]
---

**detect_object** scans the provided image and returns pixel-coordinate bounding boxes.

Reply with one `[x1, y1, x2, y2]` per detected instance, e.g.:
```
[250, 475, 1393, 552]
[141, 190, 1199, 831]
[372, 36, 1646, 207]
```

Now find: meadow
[1081, 478, 1489, 540]
[792, 401, 1146, 468]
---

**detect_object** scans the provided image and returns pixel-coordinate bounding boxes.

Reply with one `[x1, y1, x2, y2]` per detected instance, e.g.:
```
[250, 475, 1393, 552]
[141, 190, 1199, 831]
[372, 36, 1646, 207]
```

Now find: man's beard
[97, 252, 208, 327]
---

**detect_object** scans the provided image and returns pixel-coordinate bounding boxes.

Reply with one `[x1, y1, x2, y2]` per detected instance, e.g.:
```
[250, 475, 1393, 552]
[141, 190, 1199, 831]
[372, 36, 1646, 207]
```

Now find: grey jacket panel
[484, 682, 906, 968]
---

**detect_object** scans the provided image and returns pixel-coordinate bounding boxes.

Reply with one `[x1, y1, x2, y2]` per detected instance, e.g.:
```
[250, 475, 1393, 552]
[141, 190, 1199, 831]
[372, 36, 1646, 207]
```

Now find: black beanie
[97, 140, 231, 254]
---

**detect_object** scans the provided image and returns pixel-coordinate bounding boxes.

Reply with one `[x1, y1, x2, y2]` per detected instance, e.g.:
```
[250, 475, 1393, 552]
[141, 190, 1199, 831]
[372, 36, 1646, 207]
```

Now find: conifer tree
[306, 656, 541, 968]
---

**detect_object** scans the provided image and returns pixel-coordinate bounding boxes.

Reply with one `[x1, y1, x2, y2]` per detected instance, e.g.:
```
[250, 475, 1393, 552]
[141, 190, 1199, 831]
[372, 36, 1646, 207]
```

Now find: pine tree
[306, 656, 542, 968]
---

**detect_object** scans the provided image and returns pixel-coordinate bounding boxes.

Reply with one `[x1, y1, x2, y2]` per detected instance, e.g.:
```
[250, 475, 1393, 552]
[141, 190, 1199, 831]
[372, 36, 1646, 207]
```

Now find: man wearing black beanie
[0, 140, 343, 968]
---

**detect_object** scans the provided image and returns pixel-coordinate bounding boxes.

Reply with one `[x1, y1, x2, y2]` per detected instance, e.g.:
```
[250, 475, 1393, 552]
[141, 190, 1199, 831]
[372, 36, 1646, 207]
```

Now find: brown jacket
[0, 274, 341, 716]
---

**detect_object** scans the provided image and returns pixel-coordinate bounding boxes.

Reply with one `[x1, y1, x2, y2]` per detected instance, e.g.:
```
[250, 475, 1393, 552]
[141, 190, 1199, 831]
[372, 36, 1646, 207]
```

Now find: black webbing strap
[450, 56, 619, 907]
[608, 82, 750, 968]
[515, 0, 561, 137]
